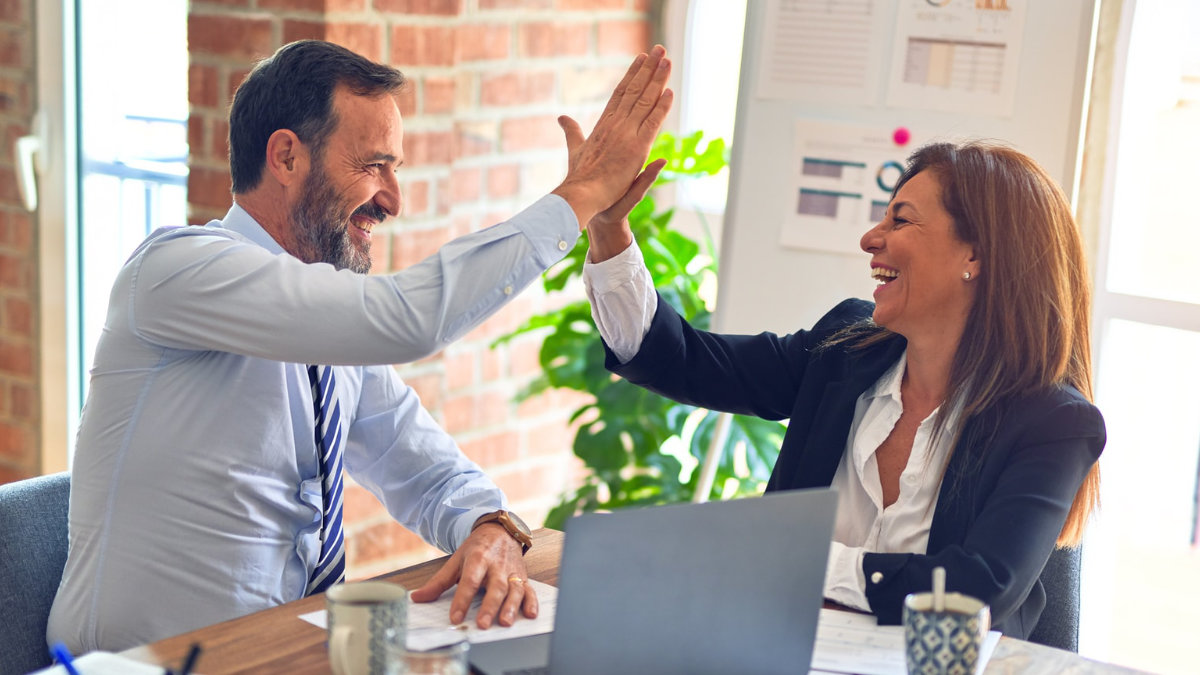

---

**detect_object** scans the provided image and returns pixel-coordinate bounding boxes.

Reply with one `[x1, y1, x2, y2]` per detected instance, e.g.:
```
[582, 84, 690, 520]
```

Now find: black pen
[178, 643, 203, 675]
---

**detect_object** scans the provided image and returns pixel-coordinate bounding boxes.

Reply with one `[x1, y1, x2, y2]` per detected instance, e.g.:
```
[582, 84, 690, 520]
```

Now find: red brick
[478, 389, 510, 427]
[391, 25, 456, 67]
[404, 130, 455, 167]
[487, 164, 520, 199]
[10, 381, 32, 418]
[480, 71, 556, 107]
[518, 22, 591, 58]
[0, 463, 34, 487]
[526, 420, 574, 458]
[0, 252, 26, 290]
[0, 27, 24, 69]
[396, 85, 417, 118]
[326, 23, 384, 63]
[597, 19, 651, 56]
[500, 115, 561, 152]
[0, 167, 18, 203]
[342, 483, 389, 522]
[327, 0, 368, 10]
[187, 114, 208, 161]
[482, 0, 552, 9]
[442, 393, 475, 435]
[481, 345, 503, 381]
[260, 0, 324, 12]
[375, 0, 462, 14]
[492, 460, 567, 503]
[457, 24, 510, 62]
[455, 121, 496, 158]
[0, 342, 32, 376]
[188, 167, 233, 209]
[0, 76, 30, 116]
[367, 227, 392, 273]
[348, 519, 435, 569]
[557, 0, 624, 9]
[4, 297, 30, 334]
[401, 371, 444, 411]
[423, 76, 456, 115]
[212, 119, 230, 161]
[450, 167, 482, 204]
[0, 421, 28, 460]
[189, 63, 219, 108]
[188, 14, 275, 62]
[460, 430, 520, 467]
[391, 224, 451, 269]
[436, 177, 454, 215]
[510, 335, 543, 379]
[445, 350, 475, 391]
[0, 0, 25, 23]
[227, 68, 253, 104]
[403, 180, 430, 216]
[282, 19, 324, 45]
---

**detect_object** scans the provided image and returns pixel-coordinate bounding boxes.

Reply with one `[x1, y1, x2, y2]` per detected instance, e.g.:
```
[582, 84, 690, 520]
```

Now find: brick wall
[0, 0, 38, 484]
[188, 1, 654, 578]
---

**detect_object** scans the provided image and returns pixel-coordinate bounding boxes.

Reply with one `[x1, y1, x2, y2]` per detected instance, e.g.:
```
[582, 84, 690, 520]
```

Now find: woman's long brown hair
[835, 141, 1098, 547]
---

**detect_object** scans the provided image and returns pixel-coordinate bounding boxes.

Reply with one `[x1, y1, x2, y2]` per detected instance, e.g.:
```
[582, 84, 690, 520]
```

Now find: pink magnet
[892, 127, 911, 146]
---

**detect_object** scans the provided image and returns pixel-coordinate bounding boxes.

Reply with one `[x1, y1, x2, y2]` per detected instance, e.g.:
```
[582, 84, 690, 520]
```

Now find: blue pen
[50, 642, 82, 675]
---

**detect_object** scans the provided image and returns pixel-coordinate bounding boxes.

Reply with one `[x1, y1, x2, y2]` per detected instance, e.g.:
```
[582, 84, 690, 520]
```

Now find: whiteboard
[714, 0, 1098, 336]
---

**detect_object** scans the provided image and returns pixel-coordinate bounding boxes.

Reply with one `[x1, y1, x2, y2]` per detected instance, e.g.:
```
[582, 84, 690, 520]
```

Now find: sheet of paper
[298, 580, 557, 651]
[756, 0, 890, 104]
[781, 119, 939, 255]
[811, 608, 1001, 675]
[885, 0, 1028, 115]
[33, 651, 176, 675]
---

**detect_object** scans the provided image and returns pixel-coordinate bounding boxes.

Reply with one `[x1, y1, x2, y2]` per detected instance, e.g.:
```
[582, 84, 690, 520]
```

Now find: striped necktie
[306, 364, 346, 595]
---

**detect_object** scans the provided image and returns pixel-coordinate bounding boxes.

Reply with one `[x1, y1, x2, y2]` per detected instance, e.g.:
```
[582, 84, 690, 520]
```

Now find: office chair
[0, 472, 70, 675]
[1027, 545, 1082, 652]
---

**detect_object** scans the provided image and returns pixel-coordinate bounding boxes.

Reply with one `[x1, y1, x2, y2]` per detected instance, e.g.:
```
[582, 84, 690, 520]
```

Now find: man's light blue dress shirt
[47, 196, 579, 653]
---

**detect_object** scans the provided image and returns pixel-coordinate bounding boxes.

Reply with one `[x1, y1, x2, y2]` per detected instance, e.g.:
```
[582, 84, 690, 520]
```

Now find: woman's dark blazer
[605, 295, 1105, 639]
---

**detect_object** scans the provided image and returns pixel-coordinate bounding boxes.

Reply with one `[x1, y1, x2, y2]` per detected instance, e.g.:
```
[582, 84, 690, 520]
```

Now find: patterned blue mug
[327, 581, 409, 675]
[903, 591, 990, 675]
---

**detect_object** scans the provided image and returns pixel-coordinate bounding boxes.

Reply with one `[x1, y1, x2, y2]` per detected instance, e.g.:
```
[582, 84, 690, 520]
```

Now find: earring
[962, 271, 972, 280]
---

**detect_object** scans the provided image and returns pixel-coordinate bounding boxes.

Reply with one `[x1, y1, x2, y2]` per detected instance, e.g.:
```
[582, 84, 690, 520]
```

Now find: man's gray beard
[291, 166, 372, 274]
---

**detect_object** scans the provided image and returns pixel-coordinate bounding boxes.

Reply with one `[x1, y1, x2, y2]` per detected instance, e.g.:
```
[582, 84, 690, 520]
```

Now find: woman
[582, 141, 1104, 639]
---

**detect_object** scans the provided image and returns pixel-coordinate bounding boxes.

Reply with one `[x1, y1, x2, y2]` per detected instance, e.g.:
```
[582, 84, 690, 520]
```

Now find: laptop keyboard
[502, 667, 549, 675]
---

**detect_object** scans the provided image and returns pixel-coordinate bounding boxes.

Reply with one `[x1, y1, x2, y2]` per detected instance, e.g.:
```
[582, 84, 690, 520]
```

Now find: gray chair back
[1027, 545, 1081, 652]
[0, 472, 70, 675]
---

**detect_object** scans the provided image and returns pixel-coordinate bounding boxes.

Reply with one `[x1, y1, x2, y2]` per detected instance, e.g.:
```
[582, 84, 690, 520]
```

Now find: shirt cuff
[824, 541, 871, 612]
[513, 194, 582, 267]
[582, 240, 656, 364]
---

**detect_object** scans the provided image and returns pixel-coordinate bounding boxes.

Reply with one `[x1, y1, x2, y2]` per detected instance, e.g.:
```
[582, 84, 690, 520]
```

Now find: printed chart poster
[756, 0, 890, 105]
[781, 120, 934, 255]
[886, 0, 1028, 115]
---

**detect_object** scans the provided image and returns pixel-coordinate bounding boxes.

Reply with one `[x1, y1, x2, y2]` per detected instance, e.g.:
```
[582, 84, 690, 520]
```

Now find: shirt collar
[863, 349, 907, 404]
[219, 202, 288, 256]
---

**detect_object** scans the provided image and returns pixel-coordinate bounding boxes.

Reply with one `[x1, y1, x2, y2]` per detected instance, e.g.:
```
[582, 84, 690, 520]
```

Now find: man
[48, 40, 671, 653]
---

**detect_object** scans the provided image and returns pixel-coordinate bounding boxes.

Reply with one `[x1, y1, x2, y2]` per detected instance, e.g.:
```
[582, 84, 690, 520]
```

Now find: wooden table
[124, 528, 1140, 674]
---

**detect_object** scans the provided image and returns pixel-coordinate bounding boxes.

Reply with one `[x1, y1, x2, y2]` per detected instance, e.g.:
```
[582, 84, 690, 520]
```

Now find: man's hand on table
[410, 523, 538, 629]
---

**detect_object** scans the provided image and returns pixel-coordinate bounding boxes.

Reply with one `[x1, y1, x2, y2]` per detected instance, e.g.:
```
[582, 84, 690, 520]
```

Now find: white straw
[932, 566, 946, 612]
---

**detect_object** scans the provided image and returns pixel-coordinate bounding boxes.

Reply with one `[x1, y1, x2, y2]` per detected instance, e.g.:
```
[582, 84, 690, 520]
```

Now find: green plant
[495, 131, 786, 529]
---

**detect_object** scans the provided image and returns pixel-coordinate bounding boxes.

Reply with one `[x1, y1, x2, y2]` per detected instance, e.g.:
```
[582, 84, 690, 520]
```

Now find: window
[1077, 2, 1200, 672]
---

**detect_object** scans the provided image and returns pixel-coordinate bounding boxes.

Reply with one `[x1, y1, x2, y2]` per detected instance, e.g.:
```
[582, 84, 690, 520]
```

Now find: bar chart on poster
[714, 0, 1098, 336]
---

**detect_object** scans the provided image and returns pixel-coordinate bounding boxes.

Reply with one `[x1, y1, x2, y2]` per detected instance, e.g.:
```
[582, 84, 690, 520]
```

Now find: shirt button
[503, 285, 513, 296]
[871, 571, 883, 584]
[557, 240, 568, 251]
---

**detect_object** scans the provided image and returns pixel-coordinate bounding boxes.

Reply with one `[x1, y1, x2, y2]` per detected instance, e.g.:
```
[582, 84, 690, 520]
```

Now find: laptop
[470, 487, 838, 675]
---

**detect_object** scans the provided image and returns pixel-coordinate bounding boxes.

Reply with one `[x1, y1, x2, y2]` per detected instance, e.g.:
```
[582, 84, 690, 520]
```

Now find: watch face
[506, 511, 532, 536]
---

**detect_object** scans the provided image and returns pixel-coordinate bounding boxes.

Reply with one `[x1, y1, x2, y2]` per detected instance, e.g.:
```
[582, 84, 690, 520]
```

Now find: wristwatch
[473, 510, 533, 555]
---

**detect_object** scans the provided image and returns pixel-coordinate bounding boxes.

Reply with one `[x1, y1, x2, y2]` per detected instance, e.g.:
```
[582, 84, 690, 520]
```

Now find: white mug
[326, 581, 408, 675]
